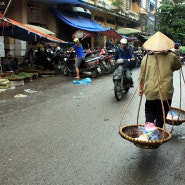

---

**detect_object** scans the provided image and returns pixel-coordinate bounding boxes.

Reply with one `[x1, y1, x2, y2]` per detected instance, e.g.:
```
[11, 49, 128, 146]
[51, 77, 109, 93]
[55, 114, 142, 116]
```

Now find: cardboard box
[4, 37, 14, 44]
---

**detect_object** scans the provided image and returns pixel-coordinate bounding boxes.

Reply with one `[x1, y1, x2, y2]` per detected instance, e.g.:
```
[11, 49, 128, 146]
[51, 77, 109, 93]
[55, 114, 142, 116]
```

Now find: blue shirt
[114, 46, 134, 69]
[72, 44, 85, 58]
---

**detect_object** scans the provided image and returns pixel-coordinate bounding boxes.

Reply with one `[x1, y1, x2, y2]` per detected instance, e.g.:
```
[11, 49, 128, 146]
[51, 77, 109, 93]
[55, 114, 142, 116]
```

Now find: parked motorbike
[107, 47, 117, 73]
[63, 51, 101, 78]
[134, 50, 143, 68]
[86, 48, 112, 75]
[22, 46, 66, 73]
[34, 48, 54, 70]
[113, 59, 131, 101]
[51, 46, 66, 73]
[99, 49, 112, 75]
[179, 54, 185, 65]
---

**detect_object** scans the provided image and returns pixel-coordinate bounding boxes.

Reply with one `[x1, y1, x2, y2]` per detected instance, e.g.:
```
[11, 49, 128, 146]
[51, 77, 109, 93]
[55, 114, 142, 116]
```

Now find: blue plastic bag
[72, 78, 92, 84]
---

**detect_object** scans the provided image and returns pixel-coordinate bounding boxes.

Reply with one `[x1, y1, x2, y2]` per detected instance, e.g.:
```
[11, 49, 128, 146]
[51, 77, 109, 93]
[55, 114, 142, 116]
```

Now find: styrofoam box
[5, 43, 15, 50]
[0, 36, 4, 41]
[0, 43, 4, 50]
[15, 40, 27, 49]
[0, 50, 5, 57]
[9, 79, 24, 87]
[15, 50, 26, 57]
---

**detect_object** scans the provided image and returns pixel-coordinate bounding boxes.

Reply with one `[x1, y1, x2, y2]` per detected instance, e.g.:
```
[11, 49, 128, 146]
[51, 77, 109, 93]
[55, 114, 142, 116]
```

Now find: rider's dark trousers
[145, 99, 171, 128]
[124, 69, 133, 84]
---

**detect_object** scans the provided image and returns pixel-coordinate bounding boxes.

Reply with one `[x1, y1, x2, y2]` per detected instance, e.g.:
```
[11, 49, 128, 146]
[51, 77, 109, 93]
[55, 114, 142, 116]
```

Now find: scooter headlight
[117, 59, 124, 64]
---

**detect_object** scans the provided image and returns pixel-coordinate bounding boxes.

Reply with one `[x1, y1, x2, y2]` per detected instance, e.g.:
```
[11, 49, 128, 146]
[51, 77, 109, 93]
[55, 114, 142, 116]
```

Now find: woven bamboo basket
[119, 124, 172, 149]
[166, 107, 185, 126]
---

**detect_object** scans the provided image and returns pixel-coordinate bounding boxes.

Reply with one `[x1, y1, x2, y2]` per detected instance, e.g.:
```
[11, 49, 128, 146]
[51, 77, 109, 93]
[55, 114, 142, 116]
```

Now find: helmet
[120, 38, 127, 44]
[73, 38, 79, 43]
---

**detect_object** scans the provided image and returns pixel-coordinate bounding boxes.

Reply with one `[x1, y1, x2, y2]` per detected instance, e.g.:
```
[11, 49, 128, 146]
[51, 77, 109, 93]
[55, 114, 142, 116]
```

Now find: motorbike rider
[113, 38, 135, 87]
[68, 38, 85, 79]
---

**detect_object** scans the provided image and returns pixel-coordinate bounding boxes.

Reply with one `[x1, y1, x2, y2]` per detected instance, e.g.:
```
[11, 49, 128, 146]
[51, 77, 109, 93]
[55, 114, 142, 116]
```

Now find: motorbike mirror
[56, 46, 61, 51]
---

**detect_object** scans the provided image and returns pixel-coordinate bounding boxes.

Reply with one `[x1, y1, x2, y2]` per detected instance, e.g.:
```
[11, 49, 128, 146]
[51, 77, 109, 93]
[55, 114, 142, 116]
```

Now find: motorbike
[22, 46, 65, 73]
[63, 51, 101, 78]
[134, 50, 143, 68]
[51, 46, 66, 73]
[86, 48, 113, 76]
[113, 59, 131, 101]
[99, 49, 112, 75]
[107, 47, 117, 73]
[179, 54, 185, 65]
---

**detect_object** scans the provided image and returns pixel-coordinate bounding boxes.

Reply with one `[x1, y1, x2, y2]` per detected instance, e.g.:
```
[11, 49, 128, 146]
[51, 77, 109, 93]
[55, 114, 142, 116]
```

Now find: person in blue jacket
[114, 38, 135, 87]
[69, 38, 85, 79]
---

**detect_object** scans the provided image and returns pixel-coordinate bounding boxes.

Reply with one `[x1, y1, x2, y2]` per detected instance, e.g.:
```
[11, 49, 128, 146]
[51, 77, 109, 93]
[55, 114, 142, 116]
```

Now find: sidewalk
[0, 73, 72, 101]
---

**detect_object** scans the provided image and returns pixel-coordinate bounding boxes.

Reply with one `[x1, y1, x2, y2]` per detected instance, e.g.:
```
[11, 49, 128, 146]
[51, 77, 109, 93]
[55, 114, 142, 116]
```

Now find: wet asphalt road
[0, 66, 185, 185]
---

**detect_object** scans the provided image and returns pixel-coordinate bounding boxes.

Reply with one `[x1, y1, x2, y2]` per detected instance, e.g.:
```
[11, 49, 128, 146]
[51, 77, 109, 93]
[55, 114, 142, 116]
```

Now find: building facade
[140, 0, 157, 36]
[0, 0, 157, 57]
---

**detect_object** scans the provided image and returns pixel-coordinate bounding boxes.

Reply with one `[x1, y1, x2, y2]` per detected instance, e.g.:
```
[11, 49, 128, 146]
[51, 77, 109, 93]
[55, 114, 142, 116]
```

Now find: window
[31, 8, 41, 20]
[106, 19, 115, 24]
[94, 15, 104, 22]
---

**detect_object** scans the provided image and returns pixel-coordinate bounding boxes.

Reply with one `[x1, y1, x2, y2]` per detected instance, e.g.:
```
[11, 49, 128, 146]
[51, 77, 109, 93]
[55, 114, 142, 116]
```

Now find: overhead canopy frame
[0, 13, 67, 43]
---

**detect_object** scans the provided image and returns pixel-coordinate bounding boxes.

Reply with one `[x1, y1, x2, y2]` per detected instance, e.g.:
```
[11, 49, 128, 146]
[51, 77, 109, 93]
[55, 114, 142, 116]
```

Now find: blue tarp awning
[50, 8, 109, 32]
[50, 8, 122, 39]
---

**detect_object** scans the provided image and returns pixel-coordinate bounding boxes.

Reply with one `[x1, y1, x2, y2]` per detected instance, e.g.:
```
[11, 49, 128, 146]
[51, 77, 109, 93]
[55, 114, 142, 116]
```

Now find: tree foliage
[112, 0, 124, 12]
[156, 0, 185, 43]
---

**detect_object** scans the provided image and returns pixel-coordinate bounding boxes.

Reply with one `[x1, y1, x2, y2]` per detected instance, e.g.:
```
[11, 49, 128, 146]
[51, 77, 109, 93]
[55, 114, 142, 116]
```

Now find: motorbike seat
[84, 56, 100, 63]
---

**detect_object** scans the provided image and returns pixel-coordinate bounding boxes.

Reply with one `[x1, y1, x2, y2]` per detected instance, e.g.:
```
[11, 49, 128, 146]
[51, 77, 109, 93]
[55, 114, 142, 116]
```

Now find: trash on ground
[14, 94, 27, 98]
[72, 78, 92, 84]
[24, 89, 37, 93]
[73, 92, 86, 99]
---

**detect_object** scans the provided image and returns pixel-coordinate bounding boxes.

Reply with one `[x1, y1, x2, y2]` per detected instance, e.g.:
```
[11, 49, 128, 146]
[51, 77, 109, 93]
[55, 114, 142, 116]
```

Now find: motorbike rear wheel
[103, 60, 112, 75]
[98, 62, 105, 76]
[110, 61, 116, 73]
[114, 80, 123, 101]
[63, 67, 69, 76]
[53, 58, 64, 73]
[91, 68, 98, 78]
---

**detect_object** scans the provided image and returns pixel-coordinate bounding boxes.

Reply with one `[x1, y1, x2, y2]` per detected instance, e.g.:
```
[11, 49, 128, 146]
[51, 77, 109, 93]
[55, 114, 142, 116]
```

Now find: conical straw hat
[143, 31, 174, 52]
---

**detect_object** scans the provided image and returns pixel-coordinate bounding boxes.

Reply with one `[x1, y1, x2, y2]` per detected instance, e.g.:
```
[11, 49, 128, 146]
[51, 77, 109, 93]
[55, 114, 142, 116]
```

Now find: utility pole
[2, 0, 13, 17]
[0, 0, 13, 75]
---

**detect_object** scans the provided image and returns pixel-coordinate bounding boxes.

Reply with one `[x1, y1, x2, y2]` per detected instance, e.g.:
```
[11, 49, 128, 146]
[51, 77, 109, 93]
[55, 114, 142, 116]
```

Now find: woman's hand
[138, 84, 143, 96]
[138, 89, 143, 96]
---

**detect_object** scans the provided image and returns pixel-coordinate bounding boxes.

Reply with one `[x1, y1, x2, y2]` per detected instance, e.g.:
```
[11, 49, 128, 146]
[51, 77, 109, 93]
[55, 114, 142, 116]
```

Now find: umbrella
[121, 35, 137, 42]
[116, 28, 141, 35]
[24, 24, 55, 35]
[0, 13, 66, 43]
[72, 30, 95, 39]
